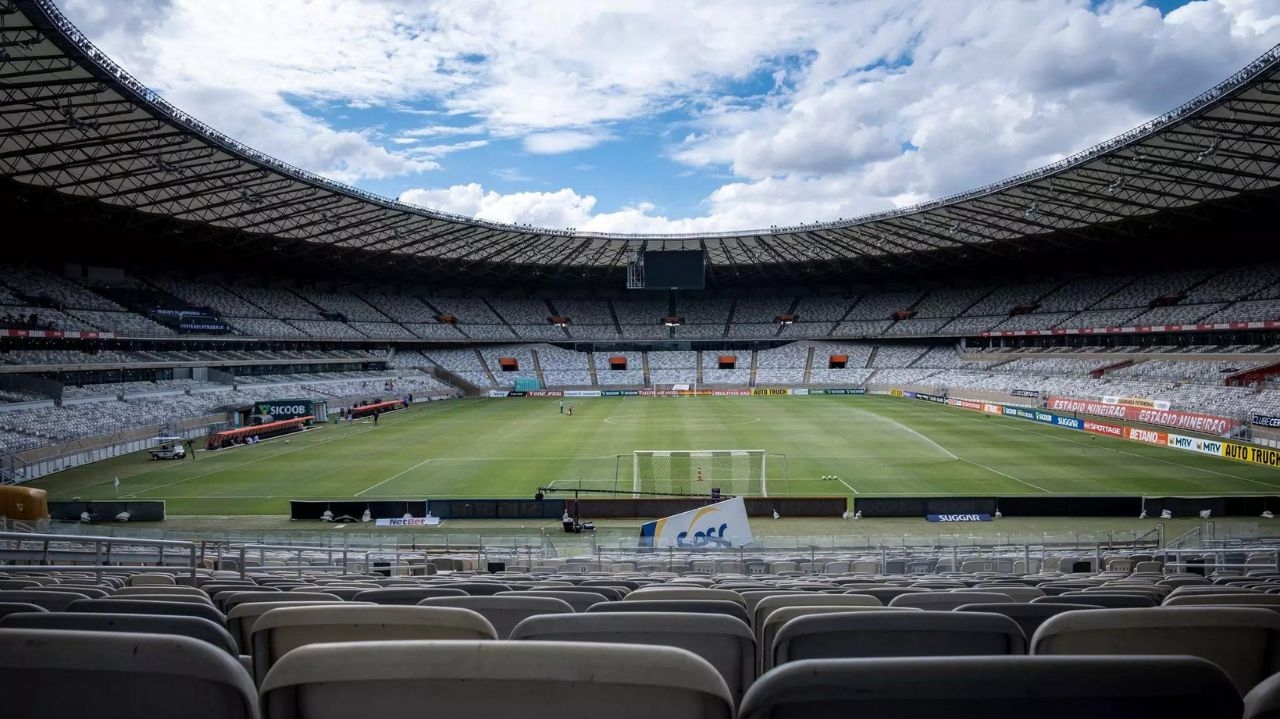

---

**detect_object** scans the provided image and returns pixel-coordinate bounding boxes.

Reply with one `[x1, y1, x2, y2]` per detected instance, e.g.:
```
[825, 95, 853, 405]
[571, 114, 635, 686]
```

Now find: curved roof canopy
[2, 0, 1280, 286]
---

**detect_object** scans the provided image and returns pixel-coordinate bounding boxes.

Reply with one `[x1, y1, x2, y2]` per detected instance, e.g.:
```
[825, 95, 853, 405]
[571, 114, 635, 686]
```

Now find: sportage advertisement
[1046, 396, 1238, 436]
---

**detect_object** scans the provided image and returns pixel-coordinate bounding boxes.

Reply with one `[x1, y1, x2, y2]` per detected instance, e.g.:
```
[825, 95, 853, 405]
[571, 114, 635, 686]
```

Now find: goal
[632, 449, 767, 497]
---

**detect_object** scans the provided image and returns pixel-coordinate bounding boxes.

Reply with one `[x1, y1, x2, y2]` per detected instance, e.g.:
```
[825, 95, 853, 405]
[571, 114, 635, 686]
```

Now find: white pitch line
[938, 405, 1280, 491]
[853, 407, 958, 459]
[355, 458, 434, 497]
[126, 400, 474, 497]
[960, 457, 1052, 494]
[127, 426, 379, 497]
[837, 478, 860, 495]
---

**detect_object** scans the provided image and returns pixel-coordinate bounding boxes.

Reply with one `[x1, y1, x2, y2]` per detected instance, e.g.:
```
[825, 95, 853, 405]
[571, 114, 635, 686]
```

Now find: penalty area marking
[355, 457, 434, 497]
[959, 458, 1052, 494]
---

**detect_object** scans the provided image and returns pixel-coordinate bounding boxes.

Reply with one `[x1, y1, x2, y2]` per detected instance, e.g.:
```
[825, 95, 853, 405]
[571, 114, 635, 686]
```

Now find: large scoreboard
[642, 250, 705, 290]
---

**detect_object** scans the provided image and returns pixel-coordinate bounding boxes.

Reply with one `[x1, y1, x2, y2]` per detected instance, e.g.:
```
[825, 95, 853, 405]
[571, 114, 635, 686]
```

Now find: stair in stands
[530, 349, 548, 389]
[642, 351, 651, 387]
[749, 350, 759, 388]
[474, 349, 499, 387]
[803, 346, 815, 384]
[586, 351, 600, 386]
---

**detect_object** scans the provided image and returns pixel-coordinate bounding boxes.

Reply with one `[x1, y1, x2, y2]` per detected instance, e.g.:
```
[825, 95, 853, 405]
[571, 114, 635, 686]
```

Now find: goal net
[633, 449, 767, 497]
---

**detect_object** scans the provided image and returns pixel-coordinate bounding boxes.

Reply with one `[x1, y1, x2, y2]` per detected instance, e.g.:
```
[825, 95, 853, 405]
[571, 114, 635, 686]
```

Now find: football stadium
[4, 0, 1280, 714]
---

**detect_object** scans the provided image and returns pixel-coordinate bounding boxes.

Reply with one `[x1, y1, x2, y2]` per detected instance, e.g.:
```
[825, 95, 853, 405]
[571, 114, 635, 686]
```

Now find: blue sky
[58, 0, 1280, 233]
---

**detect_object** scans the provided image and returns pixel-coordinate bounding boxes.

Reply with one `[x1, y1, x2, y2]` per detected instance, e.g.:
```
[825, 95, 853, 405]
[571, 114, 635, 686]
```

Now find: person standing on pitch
[559, 398, 564, 415]
[185, 438, 195, 460]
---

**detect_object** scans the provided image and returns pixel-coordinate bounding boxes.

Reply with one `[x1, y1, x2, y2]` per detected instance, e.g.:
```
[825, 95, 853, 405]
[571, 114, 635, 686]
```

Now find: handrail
[0, 530, 197, 582]
[21, 0, 1280, 242]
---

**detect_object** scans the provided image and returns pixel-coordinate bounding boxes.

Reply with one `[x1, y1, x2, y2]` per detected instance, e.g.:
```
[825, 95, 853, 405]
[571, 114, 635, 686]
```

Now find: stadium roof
[3, 0, 1280, 287]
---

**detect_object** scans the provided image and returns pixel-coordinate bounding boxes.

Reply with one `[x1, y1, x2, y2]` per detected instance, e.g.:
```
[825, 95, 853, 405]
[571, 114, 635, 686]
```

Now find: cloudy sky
[58, 0, 1280, 233]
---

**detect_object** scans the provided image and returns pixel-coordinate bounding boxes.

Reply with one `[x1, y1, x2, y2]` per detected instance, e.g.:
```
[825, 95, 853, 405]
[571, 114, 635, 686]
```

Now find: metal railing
[0, 530, 198, 582]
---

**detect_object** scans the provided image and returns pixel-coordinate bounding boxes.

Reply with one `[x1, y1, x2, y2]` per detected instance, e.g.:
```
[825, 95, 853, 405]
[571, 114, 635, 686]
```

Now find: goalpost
[632, 449, 767, 497]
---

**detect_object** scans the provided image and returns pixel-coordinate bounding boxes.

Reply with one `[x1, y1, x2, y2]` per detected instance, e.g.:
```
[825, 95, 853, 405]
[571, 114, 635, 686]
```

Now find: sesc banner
[639, 497, 753, 548]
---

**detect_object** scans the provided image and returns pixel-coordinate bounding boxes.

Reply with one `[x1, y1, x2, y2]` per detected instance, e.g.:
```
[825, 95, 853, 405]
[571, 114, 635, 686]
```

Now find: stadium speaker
[487, 561, 506, 574]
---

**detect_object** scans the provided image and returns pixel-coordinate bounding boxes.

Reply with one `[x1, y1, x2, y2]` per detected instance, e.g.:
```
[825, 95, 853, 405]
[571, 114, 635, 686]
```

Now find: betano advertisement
[1046, 396, 1238, 436]
[638, 497, 753, 548]
[939, 392, 1271, 468]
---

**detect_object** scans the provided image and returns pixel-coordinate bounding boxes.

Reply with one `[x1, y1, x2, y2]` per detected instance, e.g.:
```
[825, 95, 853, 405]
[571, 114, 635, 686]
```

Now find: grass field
[27, 394, 1280, 517]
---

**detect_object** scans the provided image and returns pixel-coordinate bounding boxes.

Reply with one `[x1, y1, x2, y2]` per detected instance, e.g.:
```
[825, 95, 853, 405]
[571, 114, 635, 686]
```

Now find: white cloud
[523, 131, 613, 155]
[57, 0, 1280, 230]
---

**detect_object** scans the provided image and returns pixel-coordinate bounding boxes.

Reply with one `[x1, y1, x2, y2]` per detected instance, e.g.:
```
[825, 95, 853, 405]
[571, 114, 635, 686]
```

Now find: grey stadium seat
[0, 628, 258, 719]
[67, 598, 225, 625]
[351, 587, 467, 604]
[738, 655, 1241, 719]
[0, 601, 48, 619]
[1246, 671, 1280, 719]
[0, 589, 90, 611]
[249, 604, 496, 685]
[1032, 606, 1280, 694]
[261, 640, 732, 719]
[510, 611, 755, 703]
[888, 591, 1013, 611]
[588, 599, 751, 627]
[0, 611, 239, 657]
[773, 610, 1026, 667]
[496, 589, 608, 611]
[418, 595, 575, 639]
[1033, 592, 1156, 608]
[954, 603, 1094, 639]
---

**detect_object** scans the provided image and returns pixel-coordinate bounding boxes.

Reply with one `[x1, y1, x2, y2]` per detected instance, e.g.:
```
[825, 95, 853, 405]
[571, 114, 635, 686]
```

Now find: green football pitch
[27, 395, 1280, 516]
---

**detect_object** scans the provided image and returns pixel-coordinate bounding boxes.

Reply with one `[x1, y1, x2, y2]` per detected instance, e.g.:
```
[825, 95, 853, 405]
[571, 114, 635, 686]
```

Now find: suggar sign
[926, 514, 992, 522]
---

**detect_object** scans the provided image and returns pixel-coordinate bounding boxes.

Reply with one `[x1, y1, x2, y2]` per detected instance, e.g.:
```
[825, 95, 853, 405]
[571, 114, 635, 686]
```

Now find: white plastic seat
[0, 628, 259, 719]
[261, 640, 733, 719]
[249, 604, 496, 685]
[774, 610, 1026, 667]
[1032, 606, 1280, 694]
[739, 655, 1240, 719]
[511, 611, 753, 702]
[417, 595, 575, 639]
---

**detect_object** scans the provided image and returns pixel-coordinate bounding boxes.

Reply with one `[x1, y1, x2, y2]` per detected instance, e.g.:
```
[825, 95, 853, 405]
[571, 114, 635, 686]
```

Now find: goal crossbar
[632, 449, 767, 497]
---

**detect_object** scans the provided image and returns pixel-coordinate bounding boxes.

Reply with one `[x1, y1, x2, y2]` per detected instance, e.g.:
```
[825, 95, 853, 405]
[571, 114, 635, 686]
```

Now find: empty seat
[129, 574, 178, 587]
[760, 606, 919, 673]
[67, 598, 225, 625]
[963, 586, 1045, 603]
[955, 603, 1092, 639]
[773, 610, 1026, 667]
[738, 655, 1241, 719]
[114, 586, 210, 598]
[261, 640, 732, 719]
[0, 612, 238, 657]
[1033, 592, 1156, 608]
[889, 591, 1012, 611]
[351, 587, 467, 605]
[626, 587, 746, 606]
[0, 589, 89, 612]
[1166, 593, 1280, 607]
[418, 595, 575, 639]
[752, 593, 882, 633]
[0, 602, 47, 619]
[588, 599, 751, 627]
[433, 582, 513, 596]
[511, 612, 754, 702]
[221, 591, 339, 614]
[0, 579, 42, 590]
[0, 628, 259, 719]
[226, 600, 363, 653]
[250, 604, 496, 685]
[496, 590, 607, 612]
[1246, 670, 1280, 719]
[1032, 606, 1280, 694]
